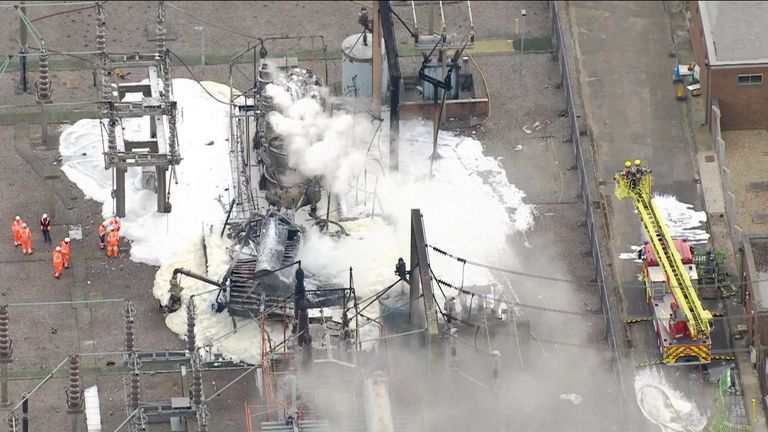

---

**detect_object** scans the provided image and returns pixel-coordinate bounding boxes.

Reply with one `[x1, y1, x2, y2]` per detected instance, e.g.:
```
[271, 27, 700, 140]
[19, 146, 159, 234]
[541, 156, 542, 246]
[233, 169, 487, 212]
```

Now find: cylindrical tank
[341, 32, 388, 100]
[378, 281, 410, 335]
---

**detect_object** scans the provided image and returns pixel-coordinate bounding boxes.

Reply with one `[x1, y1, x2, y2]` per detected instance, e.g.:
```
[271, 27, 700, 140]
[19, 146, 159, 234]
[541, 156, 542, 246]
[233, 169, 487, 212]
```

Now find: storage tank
[341, 32, 388, 100]
[378, 281, 410, 334]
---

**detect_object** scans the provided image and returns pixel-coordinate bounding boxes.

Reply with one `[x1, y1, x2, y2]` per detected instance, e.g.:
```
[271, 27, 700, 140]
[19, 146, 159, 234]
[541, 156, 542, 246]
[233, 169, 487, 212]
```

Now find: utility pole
[17, 1, 27, 94]
[518, 9, 526, 81]
[371, 1, 382, 117]
[194, 26, 205, 72]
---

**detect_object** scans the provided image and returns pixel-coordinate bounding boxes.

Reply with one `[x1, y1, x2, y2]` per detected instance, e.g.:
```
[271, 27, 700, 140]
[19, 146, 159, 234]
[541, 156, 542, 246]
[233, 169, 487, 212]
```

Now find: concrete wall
[743, 236, 768, 398]
[690, 1, 768, 131]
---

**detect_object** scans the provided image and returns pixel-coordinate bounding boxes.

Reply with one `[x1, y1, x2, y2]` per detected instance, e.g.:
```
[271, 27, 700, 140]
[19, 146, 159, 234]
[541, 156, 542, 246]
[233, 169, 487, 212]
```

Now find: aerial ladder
[615, 161, 714, 365]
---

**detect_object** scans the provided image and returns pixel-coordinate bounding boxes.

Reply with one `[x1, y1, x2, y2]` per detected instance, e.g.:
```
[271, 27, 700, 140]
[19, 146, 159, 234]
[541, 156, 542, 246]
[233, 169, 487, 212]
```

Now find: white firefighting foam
[618, 194, 710, 260]
[634, 368, 706, 432]
[59, 78, 534, 364]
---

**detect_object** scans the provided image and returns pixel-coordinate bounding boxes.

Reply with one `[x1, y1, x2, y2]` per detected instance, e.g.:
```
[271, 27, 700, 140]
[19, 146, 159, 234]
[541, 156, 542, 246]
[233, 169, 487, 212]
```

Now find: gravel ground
[723, 129, 768, 236]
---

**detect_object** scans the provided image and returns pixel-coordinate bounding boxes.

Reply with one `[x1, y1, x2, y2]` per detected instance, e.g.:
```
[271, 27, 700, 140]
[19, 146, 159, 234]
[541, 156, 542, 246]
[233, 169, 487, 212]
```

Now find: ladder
[615, 168, 712, 340]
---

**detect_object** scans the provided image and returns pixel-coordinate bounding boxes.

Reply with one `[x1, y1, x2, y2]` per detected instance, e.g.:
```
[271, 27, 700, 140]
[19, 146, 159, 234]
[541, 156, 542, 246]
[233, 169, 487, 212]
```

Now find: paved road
[568, 0, 731, 429]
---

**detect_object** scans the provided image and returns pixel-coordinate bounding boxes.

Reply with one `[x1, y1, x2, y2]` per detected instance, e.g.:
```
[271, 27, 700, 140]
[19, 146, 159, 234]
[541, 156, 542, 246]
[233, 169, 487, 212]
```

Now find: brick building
[689, 1, 768, 130]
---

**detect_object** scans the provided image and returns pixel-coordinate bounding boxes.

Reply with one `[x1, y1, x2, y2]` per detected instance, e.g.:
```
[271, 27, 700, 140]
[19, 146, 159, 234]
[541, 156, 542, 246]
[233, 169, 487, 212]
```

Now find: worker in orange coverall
[108, 216, 121, 233]
[18, 223, 32, 255]
[60, 237, 71, 269]
[11, 216, 23, 247]
[52, 246, 63, 278]
[98, 221, 108, 249]
[106, 226, 119, 258]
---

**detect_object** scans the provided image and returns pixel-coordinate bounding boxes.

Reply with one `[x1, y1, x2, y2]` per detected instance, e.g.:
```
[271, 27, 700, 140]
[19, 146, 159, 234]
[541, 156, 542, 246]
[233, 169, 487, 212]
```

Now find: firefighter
[18, 223, 32, 255]
[40, 213, 52, 243]
[60, 237, 71, 269]
[106, 226, 119, 258]
[52, 246, 63, 278]
[634, 159, 645, 179]
[11, 216, 23, 247]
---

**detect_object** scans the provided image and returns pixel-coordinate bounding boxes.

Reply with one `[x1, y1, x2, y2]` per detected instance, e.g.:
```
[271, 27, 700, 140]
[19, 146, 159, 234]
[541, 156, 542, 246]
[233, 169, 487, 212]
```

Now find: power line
[167, 50, 236, 106]
[428, 243, 755, 290]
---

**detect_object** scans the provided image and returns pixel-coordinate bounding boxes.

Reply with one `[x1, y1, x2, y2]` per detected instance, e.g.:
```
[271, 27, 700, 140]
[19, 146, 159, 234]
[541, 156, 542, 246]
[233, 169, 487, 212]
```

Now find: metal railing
[550, 0, 626, 420]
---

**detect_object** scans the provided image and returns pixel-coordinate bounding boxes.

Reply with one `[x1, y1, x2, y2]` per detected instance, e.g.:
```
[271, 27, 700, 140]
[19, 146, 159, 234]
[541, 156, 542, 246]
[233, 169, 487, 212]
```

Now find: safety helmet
[102, 221, 108, 227]
[64, 237, 70, 243]
[21, 223, 27, 228]
[107, 226, 113, 233]
[115, 216, 120, 221]
[634, 159, 641, 166]
[42, 213, 47, 219]
[55, 246, 61, 251]
[624, 161, 632, 168]
[14, 216, 20, 221]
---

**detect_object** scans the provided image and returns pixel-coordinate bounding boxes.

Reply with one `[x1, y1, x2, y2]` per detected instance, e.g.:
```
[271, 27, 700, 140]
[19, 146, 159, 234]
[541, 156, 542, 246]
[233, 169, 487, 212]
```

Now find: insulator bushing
[196, 404, 210, 432]
[190, 356, 203, 407]
[0, 305, 11, 361]
[123, 301, 136, 353]
[95, 2, 106, 53]
[186, 299, 196, 355]
[36, 46, 51, 101]
[66, 355, 83, 412]
[6, 410, 18, 432]
[129, 371, 140, 410]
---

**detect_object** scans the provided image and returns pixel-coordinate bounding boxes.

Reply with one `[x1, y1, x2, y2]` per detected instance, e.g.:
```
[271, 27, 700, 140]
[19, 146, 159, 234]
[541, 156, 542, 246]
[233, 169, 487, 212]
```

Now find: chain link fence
[550, 0, 627, 420]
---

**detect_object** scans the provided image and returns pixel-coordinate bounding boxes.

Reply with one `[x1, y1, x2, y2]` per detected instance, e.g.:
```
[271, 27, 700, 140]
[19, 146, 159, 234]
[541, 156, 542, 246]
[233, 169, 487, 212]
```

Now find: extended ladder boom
[615, 169, 713, 340]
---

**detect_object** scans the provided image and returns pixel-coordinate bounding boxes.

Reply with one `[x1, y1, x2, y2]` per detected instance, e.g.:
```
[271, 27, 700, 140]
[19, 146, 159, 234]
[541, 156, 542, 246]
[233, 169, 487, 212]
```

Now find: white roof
[699, 1, 768, 65]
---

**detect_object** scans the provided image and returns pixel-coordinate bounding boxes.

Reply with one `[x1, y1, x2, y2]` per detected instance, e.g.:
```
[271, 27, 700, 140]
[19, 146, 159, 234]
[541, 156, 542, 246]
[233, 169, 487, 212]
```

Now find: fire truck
[615, 162, 713, 365]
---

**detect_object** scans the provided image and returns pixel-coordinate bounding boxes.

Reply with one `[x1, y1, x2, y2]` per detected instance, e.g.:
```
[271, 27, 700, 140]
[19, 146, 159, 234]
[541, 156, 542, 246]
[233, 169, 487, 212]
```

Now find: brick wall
[689, 1, 768, 131]
[710, 66, 768, 130]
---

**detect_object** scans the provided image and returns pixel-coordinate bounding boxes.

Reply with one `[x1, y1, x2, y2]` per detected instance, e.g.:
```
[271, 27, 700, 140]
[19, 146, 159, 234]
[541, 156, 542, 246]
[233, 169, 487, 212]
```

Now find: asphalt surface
[568, 1, 735, 430]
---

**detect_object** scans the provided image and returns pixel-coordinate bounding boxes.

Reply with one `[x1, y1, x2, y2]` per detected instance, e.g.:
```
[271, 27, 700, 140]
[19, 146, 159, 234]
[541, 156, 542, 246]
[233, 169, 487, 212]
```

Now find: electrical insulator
[36, 42, 51, 102]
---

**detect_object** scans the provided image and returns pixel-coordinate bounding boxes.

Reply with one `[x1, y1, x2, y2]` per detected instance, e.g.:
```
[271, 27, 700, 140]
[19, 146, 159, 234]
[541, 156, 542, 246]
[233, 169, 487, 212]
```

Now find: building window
[738, 74, 763, 85]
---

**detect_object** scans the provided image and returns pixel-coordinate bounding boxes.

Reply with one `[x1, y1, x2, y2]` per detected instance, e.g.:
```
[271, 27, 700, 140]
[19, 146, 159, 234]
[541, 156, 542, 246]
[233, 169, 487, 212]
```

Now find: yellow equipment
[615, 163, 713, 364]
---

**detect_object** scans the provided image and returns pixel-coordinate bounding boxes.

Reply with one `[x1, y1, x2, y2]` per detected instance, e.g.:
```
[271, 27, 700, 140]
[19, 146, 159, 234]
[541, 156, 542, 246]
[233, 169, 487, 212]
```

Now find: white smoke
[266, 82, 370, 195]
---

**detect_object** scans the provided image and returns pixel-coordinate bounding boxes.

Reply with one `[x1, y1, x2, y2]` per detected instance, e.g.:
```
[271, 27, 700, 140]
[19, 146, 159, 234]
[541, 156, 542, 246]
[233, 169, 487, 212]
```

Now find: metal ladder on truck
[615, 163, 714, 364]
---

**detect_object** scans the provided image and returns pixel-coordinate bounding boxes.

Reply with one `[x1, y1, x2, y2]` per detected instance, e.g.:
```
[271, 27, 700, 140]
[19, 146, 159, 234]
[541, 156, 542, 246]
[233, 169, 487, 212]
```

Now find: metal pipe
[110, 408, 138, 432]
[12, 357, 68, 411]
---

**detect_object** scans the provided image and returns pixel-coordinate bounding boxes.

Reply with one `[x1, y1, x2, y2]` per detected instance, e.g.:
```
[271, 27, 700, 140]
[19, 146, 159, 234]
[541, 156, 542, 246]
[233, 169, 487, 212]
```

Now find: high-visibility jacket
[52, 250, 63, 266]
[60, 241, 71, 257]
[106, 230, 119, 245]
[12, 220, 22, 233]
[98, 224, 106, 237]
[18, 228, 31, 240]
[108, 218, 121, 232]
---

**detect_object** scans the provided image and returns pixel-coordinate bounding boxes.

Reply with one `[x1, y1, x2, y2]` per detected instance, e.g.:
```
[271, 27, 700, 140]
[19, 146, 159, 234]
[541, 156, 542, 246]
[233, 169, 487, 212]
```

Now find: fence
[550, 0, 626, 419]
[710, 98, 743, 253]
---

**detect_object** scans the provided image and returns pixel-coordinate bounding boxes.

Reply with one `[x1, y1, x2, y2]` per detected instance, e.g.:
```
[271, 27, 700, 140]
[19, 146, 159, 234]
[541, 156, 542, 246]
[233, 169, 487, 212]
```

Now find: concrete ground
[0, 0, 622, 430]
[566, 0, 751, 430]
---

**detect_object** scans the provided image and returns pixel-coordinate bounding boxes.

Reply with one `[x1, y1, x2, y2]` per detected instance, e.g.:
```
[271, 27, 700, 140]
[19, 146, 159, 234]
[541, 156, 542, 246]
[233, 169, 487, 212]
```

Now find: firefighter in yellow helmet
[634, 159, 645, 178]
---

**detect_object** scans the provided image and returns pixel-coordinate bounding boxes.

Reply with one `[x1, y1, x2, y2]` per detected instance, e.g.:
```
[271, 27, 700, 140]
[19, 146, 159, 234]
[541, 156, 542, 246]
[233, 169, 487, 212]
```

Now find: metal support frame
[101, 59, 177, 216]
